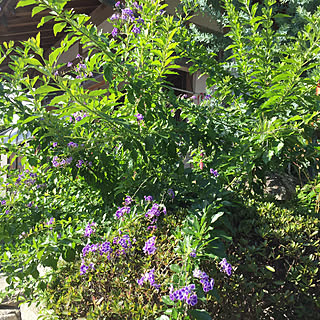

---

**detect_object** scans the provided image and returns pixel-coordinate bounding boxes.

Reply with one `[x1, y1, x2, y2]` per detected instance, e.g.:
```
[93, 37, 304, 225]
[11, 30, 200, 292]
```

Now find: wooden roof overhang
[0, 0, 105, 45]
[0, 0, 113, 72]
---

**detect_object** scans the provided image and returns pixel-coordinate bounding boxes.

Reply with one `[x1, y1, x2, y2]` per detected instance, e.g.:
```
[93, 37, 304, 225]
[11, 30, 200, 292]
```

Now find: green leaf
[53, 22, 67, 36]
[32, 5, 47, 17]
[37, 16, 54, 28]
[103, 64, 113, 83]
[266, 266, 275, 272]
[169, 264, 181, 273]
[16, 0, 37, 8]
[189, 310, 212, 320]
[34, 85, 59, 95]
[161, 296, 175, 306]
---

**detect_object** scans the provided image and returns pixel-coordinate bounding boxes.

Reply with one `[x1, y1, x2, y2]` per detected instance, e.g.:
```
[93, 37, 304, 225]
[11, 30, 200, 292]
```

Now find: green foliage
[208, 201, 320, 319]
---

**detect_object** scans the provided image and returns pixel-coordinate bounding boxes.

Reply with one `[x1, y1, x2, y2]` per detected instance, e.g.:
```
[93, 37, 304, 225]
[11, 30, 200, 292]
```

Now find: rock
[0, 309, 21, 320]
[265, 172, 298, 201]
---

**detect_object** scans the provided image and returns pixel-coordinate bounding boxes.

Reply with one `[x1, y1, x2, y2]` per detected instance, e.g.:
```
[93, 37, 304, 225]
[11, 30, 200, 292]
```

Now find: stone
[265, 172, 298, 201]
[0, 309, 21, 320]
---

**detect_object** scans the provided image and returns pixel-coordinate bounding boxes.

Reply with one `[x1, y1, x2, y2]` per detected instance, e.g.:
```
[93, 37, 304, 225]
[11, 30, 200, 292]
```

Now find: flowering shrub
[42, 195, 230, 319]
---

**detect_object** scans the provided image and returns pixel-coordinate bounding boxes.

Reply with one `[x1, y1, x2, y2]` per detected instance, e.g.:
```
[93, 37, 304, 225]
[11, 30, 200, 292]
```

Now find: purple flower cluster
[124, 196, 132, 205]
[99, 240, 113, 258]
[168, 188, 175, 199]
[80, 262, 95, 275]
[111, 27, 119, 38]
[113, 234, 135, 256]
[68, 141, 78, 148]
[84, 222, 96, 237]
[144, 195, 153, 202]
[76, 159, 84, 168]
[46, 217, 54, 225]
[210, 168, 219, 177]
[219, 258, 232, 276]
[82, 243, 98, 257]
[143, 236, 156, 255]
[132, 25, 141, 34]
[137, 269, 160, 289]
[135, 113, 144, 121]
[190, 249, 197, 258]
[193, 269, 215, 292]
[52, 156, 73, 168]
[169, 284, 198, 306]
[115, 206, 131, 219]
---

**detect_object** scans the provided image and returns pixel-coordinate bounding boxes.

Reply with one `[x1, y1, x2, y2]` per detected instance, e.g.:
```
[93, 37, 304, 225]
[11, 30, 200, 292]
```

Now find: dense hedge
[208, 201, 320, 320]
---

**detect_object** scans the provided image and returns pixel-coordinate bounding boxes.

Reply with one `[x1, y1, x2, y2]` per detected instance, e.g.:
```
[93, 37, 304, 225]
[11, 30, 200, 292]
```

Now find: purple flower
[133, 1, 142, 10]
[193, 269, 215, 292]
[1, 200, 6, 205]
[144, 195, 153, 202]
[76, 159, 84, 168]
[110, 13, 120, 21]
[143, 236, 156, 255]
[115, 1, 120, 7]
[47, 217, 54, 225]
[99, 241, 113, 256]
[125, 196, 132, 205]
[190, 249, 197, 258]
[170, 284, 197, 305]
[76, 54, 82, 59]
[5, 209, 10, 215]
[145, 203, 161, 219]
[191, 95, 197, 100]
[204, 94, 212, 100]
[68, 142, 78, 148]
[122, 8, 134, 21]
[135, 113, 144, 121]
[27, 202, 32, 208]
[136, 17, 144, 24]
[52, 142, 58, 148]
[168, 188, 175, 199]
[66, 157, 73, 164]
[54, 70, 59, 76]
[67, 62, 73, 67]
[115, 206, 131, 219]
[80, 263, 89, 275]
[84, 222, 96, 237]
[132, 25, 141, 34]
[138, 269, 160, 289]
[219, 258, 232, 276]
[210, 168, 219, 177]
[111, 27, 119, 38]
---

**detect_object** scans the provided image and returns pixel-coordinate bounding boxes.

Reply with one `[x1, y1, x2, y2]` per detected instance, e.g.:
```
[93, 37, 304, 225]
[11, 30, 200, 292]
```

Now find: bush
[209, 201, 320, 320]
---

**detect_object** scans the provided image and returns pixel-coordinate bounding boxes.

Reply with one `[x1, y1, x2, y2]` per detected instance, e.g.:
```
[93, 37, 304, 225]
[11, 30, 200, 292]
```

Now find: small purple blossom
[125, 196, 132, 205]
[47, 217, 54, 225]
[84, 222, 96, 237]
[168, 188, 175, 199]
[137, 269, 160, 289]
[1, 200, 6, 205]
[115, 1, 120, 7]
[210, 168, 219, 177]
[115, 206, 131, 219]
[133, 1, 142, 10]
[132, 25, 141, 34]
[5, 209, 10, 215]
[144, 195, 153, 202]
[110, 13, 120, 21]
[67, 62, 73, 67]
[68, 142, 78, 148]
[76, 159, 84, 168]
[190, 249, 197, 258]
[204, 94, 212, 100]
[52, 142, 58, 148]
[27, 202, 32, 208]
[111, 27, 119, 38]
[76, 54, 82, 59]
[219, 258, 232, 276]
[143, 236, 156, 255]
[145, 203, 161, 219]
[170, 284, 197, 305]
[193, 269, 215, 292]
[135, 113, 144, 121]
